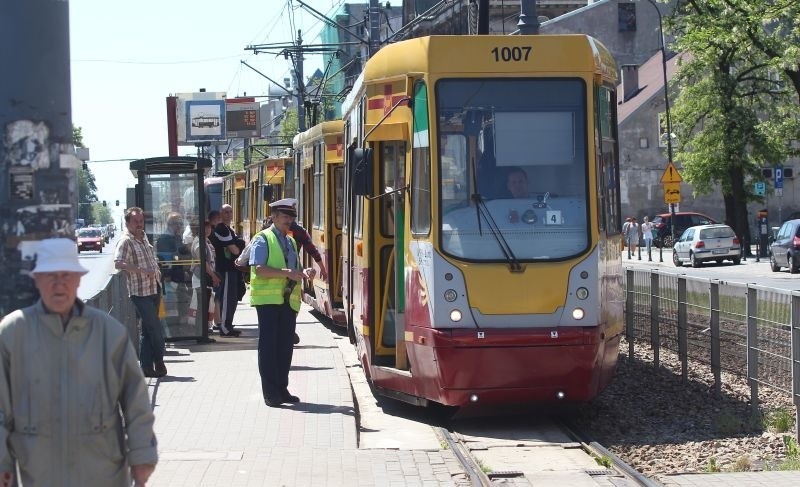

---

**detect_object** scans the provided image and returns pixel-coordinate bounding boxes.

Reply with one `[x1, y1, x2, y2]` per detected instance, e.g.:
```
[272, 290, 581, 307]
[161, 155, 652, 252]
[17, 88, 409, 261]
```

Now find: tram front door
[130, 156, 212, 341]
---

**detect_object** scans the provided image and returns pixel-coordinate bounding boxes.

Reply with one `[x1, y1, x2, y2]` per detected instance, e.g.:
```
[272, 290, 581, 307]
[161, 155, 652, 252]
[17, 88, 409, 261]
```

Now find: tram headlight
[576, 287, 589, 300]
[450, 309, 462, 322]
[572, 308, 585, 320]
[443, 289, 458, 302]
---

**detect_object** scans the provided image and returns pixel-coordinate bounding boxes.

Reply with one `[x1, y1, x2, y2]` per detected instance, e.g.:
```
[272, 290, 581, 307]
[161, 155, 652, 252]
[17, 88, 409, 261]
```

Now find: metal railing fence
[85, 273, 139, 353]
[624, 268, 800, 440]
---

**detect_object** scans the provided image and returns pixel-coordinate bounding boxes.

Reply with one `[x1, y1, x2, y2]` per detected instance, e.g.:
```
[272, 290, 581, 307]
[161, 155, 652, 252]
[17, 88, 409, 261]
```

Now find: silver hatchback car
[672, 224, 741, 267]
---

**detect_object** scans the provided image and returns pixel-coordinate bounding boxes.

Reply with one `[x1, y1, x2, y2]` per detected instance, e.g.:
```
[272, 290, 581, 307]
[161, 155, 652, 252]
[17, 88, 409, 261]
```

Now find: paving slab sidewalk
[146, 301, 468, 486]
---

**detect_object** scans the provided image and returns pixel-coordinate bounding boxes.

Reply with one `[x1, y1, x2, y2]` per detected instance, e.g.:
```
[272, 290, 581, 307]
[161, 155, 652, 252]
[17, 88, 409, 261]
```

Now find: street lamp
[644, 0, 677, 261]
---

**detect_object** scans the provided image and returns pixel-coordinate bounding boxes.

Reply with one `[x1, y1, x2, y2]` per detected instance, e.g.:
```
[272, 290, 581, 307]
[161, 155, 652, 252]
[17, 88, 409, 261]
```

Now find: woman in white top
[641, 216, 654, 258]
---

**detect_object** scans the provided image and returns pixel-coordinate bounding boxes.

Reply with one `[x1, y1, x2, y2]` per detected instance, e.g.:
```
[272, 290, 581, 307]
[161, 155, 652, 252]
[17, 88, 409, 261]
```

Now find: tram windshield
[437, 78, 589, 261]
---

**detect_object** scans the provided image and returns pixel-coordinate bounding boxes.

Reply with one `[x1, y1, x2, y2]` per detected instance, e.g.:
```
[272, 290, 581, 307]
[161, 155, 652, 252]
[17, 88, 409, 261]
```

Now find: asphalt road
[77, 234, 119, 301]
[623, 247, 800, 291]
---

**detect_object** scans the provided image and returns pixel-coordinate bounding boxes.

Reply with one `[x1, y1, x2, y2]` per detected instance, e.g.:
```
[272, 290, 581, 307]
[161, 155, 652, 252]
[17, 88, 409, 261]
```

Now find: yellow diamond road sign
[661, 162, 683, 184]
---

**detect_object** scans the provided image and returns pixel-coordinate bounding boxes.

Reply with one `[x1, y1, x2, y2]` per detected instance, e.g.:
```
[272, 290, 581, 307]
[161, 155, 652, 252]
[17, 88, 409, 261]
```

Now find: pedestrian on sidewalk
[115, 206, 168, 378]
[0, 238, 158, 486]
[251, 198, 316, 406]
[210, 204, 245, 337]
[641, 216, 654, 260]
[192, 219, 221, 334]
[623, 217, 639, 258]
[261, 213, 328, 345]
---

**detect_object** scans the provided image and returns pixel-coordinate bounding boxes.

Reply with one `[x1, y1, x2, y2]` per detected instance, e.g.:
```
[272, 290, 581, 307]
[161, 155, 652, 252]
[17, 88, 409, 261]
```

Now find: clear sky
[68, 0, 344, 219]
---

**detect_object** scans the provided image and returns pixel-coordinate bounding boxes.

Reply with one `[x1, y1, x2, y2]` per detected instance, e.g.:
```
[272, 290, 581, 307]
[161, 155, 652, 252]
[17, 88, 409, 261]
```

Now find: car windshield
[78, 229, 101, 238]
[699, 227, 734, 239]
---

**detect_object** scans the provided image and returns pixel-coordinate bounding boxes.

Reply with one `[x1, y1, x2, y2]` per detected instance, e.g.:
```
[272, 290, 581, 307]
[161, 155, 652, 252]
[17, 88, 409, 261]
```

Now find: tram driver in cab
[505, 167, 530, 199]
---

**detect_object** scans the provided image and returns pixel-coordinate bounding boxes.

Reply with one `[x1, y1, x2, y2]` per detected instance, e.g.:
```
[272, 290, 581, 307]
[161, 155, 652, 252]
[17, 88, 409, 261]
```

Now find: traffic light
[115, 200, 120, 206]
[102, 201, 107, 206]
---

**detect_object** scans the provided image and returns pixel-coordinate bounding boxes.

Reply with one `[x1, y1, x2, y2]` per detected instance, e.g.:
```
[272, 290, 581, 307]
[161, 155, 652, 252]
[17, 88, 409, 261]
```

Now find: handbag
[157, 295, 167, 319]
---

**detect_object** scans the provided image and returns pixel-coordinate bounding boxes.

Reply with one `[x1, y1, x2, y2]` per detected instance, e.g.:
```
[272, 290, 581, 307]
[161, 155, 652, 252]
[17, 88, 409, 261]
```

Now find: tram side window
[598, 86, 621, 235]
[381, 142, 406, 237]
[411, 81, 431, 236]
[313, 143, 323, 229]
[334, 166, 344, 229]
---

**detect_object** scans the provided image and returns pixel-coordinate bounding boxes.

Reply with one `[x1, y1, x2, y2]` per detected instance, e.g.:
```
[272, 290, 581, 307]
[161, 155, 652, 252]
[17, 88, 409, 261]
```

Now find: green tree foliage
[92, 202, 113, 225]
[305, 72, 338, 125]
[73, 126, 99, 224]
[225, 152, 245, 171]
[716, 0, 800, 103]
[73, 126, 84, 148]
[668, 0, 800, 246]
[279, 110, 299, 145]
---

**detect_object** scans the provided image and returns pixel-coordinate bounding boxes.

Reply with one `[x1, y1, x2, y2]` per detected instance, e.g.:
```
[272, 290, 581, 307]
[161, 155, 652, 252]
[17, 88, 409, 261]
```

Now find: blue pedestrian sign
[775, 167, 784, 189]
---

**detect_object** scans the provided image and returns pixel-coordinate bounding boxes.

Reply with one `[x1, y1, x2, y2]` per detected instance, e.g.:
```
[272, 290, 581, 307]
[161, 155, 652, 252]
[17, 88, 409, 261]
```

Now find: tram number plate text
[491, 46, 532, 62]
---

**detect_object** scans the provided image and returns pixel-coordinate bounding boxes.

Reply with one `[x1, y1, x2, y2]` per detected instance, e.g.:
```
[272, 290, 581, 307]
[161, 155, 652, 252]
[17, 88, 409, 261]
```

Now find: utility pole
[368, 0, 381, 56]
[0, 1, 78, 317]
[645, 0, 677, 244]
[295, 30, 306, 133]
[518, 0, 541, 35]
[246, 36, 342, 135]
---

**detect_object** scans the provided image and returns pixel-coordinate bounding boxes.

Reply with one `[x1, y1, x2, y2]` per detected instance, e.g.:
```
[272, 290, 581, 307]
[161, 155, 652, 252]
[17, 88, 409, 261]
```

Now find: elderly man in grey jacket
[0, 238, 158, 486]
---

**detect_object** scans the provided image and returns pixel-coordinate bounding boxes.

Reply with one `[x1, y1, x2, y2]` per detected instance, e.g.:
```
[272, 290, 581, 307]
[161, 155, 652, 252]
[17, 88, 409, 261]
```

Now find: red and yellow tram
[333, 34, 623, 407]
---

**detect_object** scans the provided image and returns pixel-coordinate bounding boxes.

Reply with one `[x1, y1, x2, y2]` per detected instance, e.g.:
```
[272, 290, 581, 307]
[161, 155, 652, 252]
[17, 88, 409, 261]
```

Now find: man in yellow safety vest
[249, 198, 316, 406]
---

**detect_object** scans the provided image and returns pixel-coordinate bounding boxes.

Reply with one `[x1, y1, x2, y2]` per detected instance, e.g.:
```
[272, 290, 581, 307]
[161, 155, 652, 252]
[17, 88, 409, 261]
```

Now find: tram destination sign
[225, 100, 261, 139]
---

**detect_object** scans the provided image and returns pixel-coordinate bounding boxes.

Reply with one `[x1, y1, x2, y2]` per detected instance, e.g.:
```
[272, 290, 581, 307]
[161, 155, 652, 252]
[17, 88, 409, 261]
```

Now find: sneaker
[293, 333, 300, 345]
[219, 323, 241, 337]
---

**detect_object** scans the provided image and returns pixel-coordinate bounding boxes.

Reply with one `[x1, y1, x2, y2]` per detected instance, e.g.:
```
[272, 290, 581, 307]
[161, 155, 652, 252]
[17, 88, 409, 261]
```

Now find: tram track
[437, 427, 493, 487]
[557, 418, 661, 487]
[438, 415, 659, 487]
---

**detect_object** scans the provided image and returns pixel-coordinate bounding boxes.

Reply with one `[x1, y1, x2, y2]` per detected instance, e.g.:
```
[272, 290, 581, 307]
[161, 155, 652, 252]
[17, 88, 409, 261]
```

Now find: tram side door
[375, 141, 408, 370]
[301, 149, 315, 274]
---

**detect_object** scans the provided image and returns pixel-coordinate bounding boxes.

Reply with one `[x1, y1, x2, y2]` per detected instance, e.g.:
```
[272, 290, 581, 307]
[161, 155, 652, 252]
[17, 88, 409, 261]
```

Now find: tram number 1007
[491, 46, 532, 62]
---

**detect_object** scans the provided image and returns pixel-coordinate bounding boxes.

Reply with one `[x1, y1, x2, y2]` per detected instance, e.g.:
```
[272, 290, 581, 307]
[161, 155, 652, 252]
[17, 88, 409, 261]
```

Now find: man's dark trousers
[131, 294, 164, 369]
[217, 269, 240, 332]
[256, 302, 297, 402]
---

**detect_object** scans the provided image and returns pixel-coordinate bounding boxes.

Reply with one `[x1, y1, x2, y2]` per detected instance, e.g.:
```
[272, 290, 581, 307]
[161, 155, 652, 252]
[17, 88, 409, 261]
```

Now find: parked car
[672, 224, 741, 267]
[769, 219, 800, 273]
[652, 211, 718, 248]
[76, 227, 104, 253]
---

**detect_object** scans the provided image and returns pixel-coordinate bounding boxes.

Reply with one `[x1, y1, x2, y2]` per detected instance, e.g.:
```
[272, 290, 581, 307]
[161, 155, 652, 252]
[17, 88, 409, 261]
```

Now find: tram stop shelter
[130, 156, 213, 342]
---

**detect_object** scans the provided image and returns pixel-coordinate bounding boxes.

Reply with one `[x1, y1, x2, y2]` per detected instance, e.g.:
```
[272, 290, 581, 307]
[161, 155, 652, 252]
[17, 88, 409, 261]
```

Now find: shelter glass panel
[142, 172, 204, 339]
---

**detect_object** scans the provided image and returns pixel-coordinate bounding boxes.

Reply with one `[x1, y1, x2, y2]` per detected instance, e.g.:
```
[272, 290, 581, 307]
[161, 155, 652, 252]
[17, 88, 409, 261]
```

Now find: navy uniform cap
[269, 197, 298, 217]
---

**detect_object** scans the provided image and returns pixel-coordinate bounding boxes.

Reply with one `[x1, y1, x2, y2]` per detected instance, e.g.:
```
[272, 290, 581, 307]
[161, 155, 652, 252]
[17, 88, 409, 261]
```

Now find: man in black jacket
[209, 205, 245, 337]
